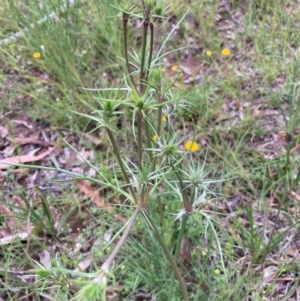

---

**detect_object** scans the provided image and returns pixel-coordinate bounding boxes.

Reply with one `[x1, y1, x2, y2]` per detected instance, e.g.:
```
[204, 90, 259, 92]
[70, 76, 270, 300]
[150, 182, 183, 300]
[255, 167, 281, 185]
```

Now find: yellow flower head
[171, 65, 178, 71]
[162, 116, 167, 122]
[214, 269, 221, 275]
[33, 52, 41, 59]
[161, 67, 166, 72]
[222, 48, 231, 56]
[185, 140, 199, 152]
[121, 265, 126, 270]
[206, 50, 212, 56]
[153, 134, 159, 141]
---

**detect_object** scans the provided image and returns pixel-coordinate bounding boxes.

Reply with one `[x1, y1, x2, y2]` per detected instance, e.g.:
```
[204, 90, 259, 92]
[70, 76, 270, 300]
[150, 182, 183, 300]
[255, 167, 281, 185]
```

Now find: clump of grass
[0, 0, 124, 127]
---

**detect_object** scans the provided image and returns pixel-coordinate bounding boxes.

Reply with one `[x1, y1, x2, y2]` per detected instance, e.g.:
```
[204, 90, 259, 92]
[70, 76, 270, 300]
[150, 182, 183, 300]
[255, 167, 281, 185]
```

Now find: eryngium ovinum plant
[74, 1, 220, 300]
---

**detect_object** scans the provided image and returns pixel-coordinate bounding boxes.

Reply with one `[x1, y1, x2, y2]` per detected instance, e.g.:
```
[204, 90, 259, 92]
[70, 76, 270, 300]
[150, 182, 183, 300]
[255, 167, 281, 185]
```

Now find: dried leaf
[0, 146, 55, 169]
[76, 180, 127, 224]
[7, 136, 52, 147]
[0, 125, 8, 138]
[0, 229, 31, 245]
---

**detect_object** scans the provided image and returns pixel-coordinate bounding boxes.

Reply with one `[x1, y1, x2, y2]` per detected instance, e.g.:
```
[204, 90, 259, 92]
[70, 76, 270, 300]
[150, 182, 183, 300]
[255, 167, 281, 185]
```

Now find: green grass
[1, 0, 300, 300]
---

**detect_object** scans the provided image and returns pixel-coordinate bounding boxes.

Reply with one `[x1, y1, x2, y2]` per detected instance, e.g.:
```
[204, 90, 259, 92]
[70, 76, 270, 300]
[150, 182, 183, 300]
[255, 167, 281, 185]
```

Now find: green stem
[141, 209, 189, 301]
[156, 94, 163, 137]
[140, 20, 149, 94]
[106, 127, 138, 204]
[150, 94, 164, 222]
[174, 215, 188, 262]
[157, 195, 165, 229]
[168, 214, 188, 301]
[151, 93, 163, 174]
[145, 117, 153, 162]
[141, 185, 145, 206]
[145, 22, 154, 82]
[122, 13, 138, 93]
[137, 110, 143, 169]
[170, 162, 191, 212]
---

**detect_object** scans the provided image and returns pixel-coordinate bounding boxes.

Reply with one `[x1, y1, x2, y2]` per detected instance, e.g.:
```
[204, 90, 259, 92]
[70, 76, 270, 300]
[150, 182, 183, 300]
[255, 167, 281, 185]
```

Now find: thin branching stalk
[122, 12, 137, 93]
[157, 195, 165, 228]
[141, 208, 189, 301]
[140, 20, 149, 94]
[144, 118, 153, 162]
[170, 162, 191, 212]
[140, 0, 151, 94]
[156, 94, 164, 137]
[141, 185, 146, 206]
[137, 110, 143, 169]
[106, 127, 138, 204]
[174, 215, 188, 261]
[143, 182, 164, 227]
[141, 0, 146, 12]
[168, 214, 188, 301]
[145, 22, 154, 82]
[151, 93, 164, 174]
[100, 205, 142, 274]
[149, 93, 165, 220]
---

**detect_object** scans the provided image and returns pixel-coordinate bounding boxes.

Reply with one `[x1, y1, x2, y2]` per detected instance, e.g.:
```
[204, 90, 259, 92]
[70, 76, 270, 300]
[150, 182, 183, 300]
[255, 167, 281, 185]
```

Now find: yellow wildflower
[206, 50, 212, 56]
[221, 48, 231, 56]
[33, 52, 41, 59]
[121, 265, 126, 270]
[171, 65, 178, 71]
[162, 116, 167, 122]
[161, 67, 166, 72]
[184, 140, 199, 152]
[153, 135, 159, 141]
[214, 269, 221, 275]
